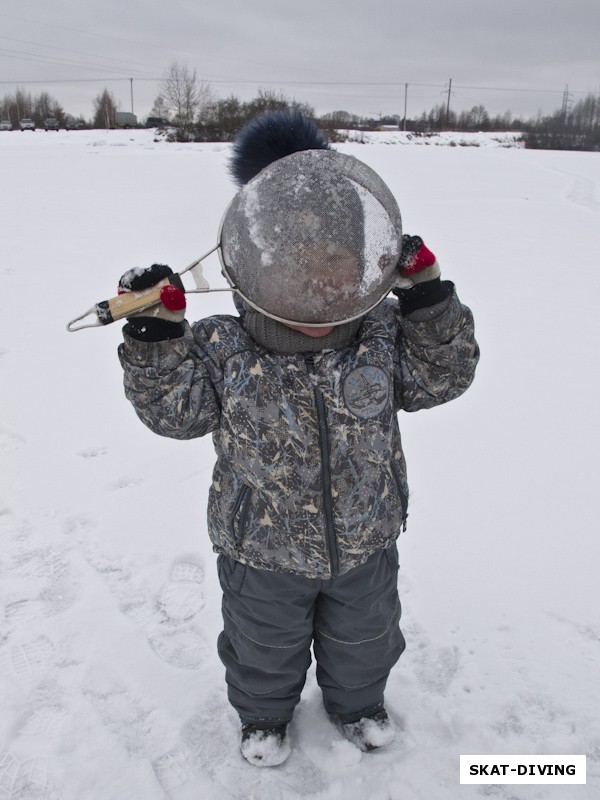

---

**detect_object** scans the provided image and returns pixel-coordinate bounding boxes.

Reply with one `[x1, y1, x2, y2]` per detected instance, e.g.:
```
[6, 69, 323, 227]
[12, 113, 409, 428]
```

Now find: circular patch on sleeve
[343, 366, 390, 418]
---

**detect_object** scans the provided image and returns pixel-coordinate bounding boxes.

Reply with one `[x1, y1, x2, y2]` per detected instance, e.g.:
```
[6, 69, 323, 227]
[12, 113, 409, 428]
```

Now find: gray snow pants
[217, 546, 405, 725]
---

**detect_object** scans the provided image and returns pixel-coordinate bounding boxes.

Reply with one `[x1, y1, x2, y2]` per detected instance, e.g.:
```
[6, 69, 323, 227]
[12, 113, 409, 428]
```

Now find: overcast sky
[1, 0, 598, 123]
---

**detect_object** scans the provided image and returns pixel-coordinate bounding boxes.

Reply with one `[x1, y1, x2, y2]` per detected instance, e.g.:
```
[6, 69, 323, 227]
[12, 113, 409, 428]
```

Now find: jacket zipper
[305, 355, 340, 577]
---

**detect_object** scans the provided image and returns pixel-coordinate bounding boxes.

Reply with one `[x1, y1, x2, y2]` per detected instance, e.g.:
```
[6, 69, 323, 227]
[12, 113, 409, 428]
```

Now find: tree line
[1, 89, 68, 126]
[2, 62, 599, 151]
[394, 96, 600, 151]
[0, 86, 105, 129]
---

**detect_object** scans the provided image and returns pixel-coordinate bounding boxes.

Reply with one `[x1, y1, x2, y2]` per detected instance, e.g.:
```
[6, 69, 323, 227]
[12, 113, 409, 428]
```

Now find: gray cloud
[0, 0, 598, 121]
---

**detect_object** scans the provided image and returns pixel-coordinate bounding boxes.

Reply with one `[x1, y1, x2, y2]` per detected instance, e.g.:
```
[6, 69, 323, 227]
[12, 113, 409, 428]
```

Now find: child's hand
[118, 264, 186, 341]
[393, 236, 452, 315]
[394, 235, 441, 289]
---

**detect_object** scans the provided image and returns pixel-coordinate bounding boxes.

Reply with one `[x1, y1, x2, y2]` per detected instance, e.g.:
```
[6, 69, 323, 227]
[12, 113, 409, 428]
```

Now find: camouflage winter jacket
[118, 292, 478, 578]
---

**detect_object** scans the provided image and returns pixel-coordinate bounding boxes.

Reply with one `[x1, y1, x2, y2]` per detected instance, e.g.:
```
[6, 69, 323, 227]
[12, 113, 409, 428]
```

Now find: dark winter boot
[240, 723, 291, 767]
[341, 708, 395, 752]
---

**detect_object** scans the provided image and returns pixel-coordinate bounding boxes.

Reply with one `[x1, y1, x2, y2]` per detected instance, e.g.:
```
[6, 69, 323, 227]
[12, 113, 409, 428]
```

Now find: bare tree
[321, 110, 359, 127]
[197, 95, 245, 141]
[33, 92, 64, 125]
[1, 89, 68, 125]
[245, 88, 314, 119]
[93, 89, 117, 128]
[149, 95, 170, 121]
[159, 61, 212, 137]
[15, 88, 33, 121]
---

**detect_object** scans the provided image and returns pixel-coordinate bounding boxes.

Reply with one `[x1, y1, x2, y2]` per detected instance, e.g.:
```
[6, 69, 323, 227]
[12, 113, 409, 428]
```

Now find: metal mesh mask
[218, 149, 402, 326]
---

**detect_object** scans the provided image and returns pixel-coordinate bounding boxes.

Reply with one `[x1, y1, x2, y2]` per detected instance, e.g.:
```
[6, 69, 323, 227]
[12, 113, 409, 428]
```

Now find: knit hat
[229, 109, 330, 187]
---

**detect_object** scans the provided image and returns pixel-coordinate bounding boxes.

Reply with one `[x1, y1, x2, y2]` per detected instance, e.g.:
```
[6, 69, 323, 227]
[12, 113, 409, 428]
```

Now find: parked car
[20, 119, 35, 131]
[44, 118, 60, 131]
[146, 116, 171, 128]
[0, 120, 12, 131]
[65, 117, 83, 130]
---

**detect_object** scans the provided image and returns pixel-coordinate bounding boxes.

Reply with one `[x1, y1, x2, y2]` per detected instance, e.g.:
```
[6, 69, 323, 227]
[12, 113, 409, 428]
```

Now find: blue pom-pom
[229, 110, 330, 186]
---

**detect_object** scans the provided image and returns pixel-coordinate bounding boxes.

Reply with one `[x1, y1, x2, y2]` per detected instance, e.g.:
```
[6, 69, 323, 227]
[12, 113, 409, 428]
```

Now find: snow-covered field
[1, 128, 599, 799]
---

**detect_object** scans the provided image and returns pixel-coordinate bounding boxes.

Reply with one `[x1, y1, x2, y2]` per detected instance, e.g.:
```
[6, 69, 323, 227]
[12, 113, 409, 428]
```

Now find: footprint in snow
[109, 475, 144, 490]
[83, 664, 195, 796]
[2, 536, 77, 627]
[490, 689, 584, 760]
[0, 752, 59, 800]
[158, 557, 206, 622]
[77, 446, 108, 459]
[148, 626, 210, 670]
[4, 599, 49, 627]
[82, 666, 169, 758]
[18, 705, 69, 738]
[152, 749, 195, 795]
[492, 710, 525, 737]
[63, 514, 96, 537]
[2, 697, 70, 799]
[84, 546, 210, 671]
[414, 642, 461, 695]
[0, 636, 56, 685]
[170, 559, 205, 584]
[149, 555, 208, 669]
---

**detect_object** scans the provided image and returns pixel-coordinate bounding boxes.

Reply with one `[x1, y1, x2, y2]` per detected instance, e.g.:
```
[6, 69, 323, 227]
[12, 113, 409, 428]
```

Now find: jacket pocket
[391, 463, 409, 529]
[230, 484, 252, 545]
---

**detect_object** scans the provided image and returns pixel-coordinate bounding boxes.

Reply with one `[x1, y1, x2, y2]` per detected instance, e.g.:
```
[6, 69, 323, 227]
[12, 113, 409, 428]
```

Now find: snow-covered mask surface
[219, 150, 402, 326]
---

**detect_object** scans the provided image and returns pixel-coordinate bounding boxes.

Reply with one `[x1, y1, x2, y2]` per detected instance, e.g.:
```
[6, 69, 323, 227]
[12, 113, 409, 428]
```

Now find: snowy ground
[1, 128, 599, 799]
[340, 129, 524, 148]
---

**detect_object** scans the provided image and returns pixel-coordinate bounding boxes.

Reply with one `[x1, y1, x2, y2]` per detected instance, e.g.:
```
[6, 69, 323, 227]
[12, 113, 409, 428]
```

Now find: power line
[0, 10, 161, 50]
[0, 76, 157, 85]
[0, 72, 592, 95]
[453, 82, 578, 94]
[0, 34, 162, 73]
[0, 49, 158, 78]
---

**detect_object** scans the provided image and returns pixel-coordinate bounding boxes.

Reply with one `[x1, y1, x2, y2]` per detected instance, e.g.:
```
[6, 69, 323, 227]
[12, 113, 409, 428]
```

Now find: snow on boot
[240, 723, 291, 767]
[341, 709, 395, 752]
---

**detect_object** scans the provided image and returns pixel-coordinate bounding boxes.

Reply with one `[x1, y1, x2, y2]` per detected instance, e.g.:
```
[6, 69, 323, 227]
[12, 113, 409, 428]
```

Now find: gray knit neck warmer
[244, 309, 363, 354]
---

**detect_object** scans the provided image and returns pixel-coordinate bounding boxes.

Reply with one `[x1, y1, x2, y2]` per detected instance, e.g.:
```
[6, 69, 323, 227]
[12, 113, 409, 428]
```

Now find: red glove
[395, 236, 441, 289]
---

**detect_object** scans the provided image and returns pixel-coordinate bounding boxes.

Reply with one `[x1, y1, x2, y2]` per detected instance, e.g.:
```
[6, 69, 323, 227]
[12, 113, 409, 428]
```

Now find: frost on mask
[219, 149, 402, 326]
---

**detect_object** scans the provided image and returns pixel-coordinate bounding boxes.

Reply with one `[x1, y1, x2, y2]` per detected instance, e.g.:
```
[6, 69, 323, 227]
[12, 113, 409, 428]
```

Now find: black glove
[118, 264, 186, 342]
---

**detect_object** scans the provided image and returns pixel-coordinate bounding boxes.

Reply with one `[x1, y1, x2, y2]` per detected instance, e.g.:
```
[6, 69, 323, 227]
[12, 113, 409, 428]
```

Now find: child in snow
[117, 111, 479, 767]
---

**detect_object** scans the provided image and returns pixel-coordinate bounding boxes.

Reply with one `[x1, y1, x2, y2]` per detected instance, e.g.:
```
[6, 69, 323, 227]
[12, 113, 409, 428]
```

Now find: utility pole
[130, 78, 134, 114]
[561, 84, 572, 124]
[446, 78, 452, 129]
[403, 83, 408, 131]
